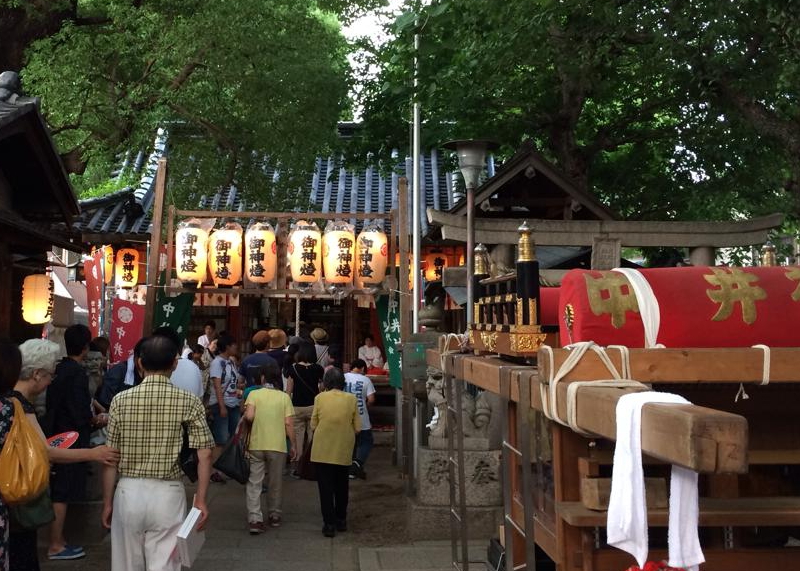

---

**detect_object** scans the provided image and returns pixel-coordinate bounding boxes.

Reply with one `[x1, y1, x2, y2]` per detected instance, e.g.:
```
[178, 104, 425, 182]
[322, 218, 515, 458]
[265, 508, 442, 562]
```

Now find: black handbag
[297, 436, 316, 481]
[179, 425, 199, 483]
[9, 489, 55, 531]
[212, 425, 250, 484]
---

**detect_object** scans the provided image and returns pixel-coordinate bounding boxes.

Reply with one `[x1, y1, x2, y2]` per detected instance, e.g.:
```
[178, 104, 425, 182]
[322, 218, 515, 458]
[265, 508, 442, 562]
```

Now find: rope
[540, 341, 646, 434]
[612, 268, 665, 349]
[735, 344, 772, 402]
[438, 333, 468, 371]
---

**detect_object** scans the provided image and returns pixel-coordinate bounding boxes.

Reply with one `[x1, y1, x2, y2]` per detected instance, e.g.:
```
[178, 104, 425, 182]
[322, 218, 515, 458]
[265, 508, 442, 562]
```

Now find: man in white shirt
[357, 335, 384, 371]
[197, 320, 217, 349]
[153, 327, 204, 398]
[344, 359, 376, 479]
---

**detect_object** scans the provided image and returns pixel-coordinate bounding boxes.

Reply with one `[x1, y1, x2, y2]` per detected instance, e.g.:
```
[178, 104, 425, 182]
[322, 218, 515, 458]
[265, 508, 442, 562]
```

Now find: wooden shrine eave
[0, 208, 82, 252]
[427, 209, 784, 248]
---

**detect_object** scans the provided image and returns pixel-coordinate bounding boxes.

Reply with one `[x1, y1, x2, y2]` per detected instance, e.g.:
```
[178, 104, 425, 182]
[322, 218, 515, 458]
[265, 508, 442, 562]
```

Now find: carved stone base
[427, 435, 490, 451]
[416, 447, 502, 507]
[406, 497, 502, 540]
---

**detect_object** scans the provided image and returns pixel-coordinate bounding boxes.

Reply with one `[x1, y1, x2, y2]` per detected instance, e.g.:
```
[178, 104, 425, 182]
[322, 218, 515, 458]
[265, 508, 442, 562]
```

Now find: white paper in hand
[177, 507, 205, 567]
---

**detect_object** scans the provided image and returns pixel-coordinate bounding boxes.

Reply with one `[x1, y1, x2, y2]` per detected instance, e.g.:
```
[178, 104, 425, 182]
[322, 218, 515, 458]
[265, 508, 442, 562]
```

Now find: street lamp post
[444, 140, 496, 326]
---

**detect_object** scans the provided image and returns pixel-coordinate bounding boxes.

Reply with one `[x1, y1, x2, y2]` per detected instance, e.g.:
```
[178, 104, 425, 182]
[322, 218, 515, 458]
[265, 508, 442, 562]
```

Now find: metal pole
[465, 182, 475, 325]
[412, 30, 422, 334]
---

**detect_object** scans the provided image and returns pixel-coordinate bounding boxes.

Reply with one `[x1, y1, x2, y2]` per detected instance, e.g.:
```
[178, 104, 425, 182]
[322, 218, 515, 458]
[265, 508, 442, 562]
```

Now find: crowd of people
[0, 321, 384, 571]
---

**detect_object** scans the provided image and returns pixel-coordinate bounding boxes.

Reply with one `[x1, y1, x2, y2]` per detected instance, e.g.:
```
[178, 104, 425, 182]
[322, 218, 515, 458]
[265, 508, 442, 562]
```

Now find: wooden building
[0, 71, 82, 341]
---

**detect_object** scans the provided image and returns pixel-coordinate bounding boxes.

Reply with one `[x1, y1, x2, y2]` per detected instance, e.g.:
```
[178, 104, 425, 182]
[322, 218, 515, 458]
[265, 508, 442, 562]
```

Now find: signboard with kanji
[376, 294, 401, 389]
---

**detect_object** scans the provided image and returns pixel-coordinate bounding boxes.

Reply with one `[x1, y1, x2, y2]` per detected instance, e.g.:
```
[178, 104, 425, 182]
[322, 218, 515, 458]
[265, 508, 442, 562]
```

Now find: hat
[310, 327, 329, 344]
[268, 329, 287, 349]
[252, 330, 270, 350]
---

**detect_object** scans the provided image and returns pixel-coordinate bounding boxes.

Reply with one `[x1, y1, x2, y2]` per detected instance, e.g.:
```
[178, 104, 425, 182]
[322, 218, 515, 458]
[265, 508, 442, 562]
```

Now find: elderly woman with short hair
[8, 339, 119, 568]
[310, 367, 360, 537]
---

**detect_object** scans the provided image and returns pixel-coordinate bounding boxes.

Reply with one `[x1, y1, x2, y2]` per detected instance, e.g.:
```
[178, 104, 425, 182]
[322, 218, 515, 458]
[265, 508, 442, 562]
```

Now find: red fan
[47, 431, 79, 449]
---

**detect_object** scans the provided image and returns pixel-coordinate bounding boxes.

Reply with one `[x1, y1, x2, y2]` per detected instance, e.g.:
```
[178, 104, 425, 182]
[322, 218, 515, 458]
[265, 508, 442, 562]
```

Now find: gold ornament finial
[761, 242, 777, 267]
[474, 243, 489, 275]
[517, 220, 535, 262]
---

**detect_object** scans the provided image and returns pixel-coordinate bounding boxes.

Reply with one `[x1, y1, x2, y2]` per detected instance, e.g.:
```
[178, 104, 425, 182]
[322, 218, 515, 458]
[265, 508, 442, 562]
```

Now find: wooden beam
[142, 158, 167, 334]
[427, 209, 784, 248]
[538, 347, 800, 384]
[175, 209, 391, 220]
[527, 370, 748, 473]
[558, 496, 800, 527]
[398, 177, 411, 341]
[430, 351, 749, 472]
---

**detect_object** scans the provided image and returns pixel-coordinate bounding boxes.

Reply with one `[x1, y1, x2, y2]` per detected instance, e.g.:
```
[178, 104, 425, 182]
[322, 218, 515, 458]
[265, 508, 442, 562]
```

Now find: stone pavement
[39, 442, 492, 571]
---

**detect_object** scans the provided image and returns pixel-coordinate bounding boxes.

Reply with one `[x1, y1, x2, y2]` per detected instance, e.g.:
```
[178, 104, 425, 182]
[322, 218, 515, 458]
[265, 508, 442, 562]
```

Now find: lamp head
[443, 139, 497, 190]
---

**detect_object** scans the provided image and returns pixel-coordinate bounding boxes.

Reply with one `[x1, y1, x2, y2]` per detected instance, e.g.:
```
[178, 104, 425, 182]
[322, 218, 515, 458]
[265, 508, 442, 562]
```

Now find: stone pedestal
[427, 436, 490, 451]
[416, 447, 502, 507]
[406, 497, 502, 540]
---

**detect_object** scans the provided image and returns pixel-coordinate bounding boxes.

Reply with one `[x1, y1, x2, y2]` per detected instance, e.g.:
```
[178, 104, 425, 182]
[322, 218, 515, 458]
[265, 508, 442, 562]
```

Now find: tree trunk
[0, 3, 77, 72]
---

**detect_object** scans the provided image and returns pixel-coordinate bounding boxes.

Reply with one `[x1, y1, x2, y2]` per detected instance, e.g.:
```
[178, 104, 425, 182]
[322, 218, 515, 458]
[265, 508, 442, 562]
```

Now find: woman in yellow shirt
[310, 368, 360, 537]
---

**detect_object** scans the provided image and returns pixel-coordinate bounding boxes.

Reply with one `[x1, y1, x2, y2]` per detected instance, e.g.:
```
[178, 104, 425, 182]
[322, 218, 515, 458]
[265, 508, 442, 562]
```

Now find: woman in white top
[357, 335, 384, 370]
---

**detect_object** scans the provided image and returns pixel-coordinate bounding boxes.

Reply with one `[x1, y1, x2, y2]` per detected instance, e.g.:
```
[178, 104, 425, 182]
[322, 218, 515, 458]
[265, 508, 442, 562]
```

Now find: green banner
[153, 290, 194, 346]
[376, 294, 402, 389]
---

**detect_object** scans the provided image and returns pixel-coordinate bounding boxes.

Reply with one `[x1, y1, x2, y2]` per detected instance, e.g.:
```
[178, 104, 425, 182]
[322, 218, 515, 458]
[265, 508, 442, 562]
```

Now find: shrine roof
[75, 130, 167, 243]
[76, 131, 458, 241]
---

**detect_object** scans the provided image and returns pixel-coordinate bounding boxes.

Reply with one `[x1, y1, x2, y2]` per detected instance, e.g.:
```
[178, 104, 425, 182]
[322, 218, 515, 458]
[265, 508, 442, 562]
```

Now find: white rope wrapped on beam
[540, 341, 647, 436]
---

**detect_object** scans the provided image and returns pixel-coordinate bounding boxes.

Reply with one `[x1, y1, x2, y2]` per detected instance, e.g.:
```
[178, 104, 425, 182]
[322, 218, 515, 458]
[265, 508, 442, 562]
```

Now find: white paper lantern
[208, 222, 243, 287]
[22, 274, 54, 324]
[289, 220, 322, 288]
[356, 226, 388, 287]
[323, 221, 356, 286]
[245, 222, 277, 284]
[175, 219, 209, 285]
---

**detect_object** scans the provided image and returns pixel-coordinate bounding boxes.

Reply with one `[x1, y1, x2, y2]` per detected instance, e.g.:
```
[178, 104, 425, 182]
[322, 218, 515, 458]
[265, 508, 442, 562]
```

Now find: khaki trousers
[247, 450, 287, 522]
[293, 405, 314, 454]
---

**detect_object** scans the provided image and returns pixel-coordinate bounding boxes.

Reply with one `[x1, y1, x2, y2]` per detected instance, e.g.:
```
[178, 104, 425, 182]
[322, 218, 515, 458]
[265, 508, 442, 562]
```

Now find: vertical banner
[109, 298, 145, 365]
[153, 289, 194, 346]
[84, 253, 104, 338]
[376, 294, 402, 389]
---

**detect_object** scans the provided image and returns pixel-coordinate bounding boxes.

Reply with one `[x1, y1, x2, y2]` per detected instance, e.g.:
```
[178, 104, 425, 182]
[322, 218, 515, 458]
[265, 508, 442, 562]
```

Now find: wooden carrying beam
[538, 347, 800, 384]
[446, 353, 748, 473]
[529, 371, 748, 473]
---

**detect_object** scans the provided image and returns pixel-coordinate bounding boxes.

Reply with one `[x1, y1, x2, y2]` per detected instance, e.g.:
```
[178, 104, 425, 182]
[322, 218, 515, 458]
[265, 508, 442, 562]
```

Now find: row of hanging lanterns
[175, 218, 389, 290]
[91, 245, 141, 288]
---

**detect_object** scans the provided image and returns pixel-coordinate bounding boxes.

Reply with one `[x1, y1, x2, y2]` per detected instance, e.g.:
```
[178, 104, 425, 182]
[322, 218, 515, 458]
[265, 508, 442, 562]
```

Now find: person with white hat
[310, 328, 334, 367]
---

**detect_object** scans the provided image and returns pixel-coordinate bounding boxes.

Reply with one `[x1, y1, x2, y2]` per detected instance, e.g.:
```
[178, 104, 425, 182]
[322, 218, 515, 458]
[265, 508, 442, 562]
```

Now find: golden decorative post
[761, 242, 777, 267]
[515, 220, 538, 326]
[473, 243, 489, 323]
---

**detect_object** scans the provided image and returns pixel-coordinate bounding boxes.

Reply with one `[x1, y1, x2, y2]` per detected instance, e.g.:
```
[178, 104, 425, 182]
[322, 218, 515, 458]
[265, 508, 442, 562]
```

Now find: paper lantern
[175, 219, 209, 285]
[115, 248, 140, 288]
[288, 220, 322, 288]
[356, 226, 388, 286]
[208, 222, 243, 287]
[323, 221, 356, 286]
[424, 251, 448, 282]
[245, 222, 277, 284]
[102, 245, 114, 284]
[22, 274, 54, 324]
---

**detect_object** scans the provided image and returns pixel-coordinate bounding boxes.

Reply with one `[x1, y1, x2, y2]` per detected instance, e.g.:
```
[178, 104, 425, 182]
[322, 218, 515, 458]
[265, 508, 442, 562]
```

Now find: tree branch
[170, 47, 209, 91]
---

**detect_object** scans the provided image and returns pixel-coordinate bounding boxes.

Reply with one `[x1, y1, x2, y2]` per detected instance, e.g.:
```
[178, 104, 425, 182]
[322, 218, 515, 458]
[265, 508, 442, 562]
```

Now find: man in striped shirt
[102, 335, 214, 571]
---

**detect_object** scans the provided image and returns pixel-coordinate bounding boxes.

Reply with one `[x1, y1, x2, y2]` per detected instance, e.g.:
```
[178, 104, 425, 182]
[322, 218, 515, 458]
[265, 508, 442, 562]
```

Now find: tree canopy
[354, 0, 800, 222]
[2, 0, 380, 205]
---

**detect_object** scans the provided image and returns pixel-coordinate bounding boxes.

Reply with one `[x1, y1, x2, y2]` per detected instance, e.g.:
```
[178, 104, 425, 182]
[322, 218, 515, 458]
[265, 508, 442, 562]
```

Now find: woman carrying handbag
[284, 342, 323, 478]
